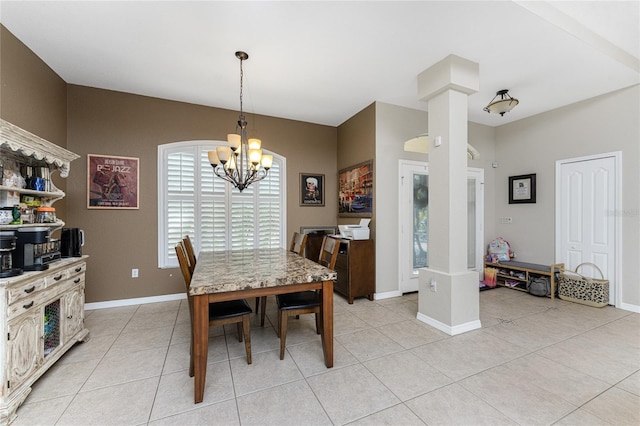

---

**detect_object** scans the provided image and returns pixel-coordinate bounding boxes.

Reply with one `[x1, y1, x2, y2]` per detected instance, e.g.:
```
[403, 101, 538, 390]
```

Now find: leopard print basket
[558, 262, 609, 308]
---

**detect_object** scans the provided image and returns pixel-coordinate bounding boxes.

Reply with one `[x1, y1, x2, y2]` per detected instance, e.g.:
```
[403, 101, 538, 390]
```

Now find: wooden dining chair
[255, 232, 309, 327]
[175, 242, 253, 372]
[183, 235, 197, 274]
[289, 232, 308, 256]
[275, 235, 339, 360]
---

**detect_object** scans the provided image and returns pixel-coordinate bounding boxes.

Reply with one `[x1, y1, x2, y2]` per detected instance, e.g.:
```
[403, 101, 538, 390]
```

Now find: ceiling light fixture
[208, 51, 272, 192]
[483, 89, 519, 116]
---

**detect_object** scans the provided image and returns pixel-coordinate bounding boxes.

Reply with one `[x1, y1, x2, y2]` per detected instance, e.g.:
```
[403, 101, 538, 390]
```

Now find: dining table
[189, 248, 338, 403]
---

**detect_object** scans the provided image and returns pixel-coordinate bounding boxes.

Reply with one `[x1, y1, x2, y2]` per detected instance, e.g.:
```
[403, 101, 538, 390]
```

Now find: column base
[417, 268, 481, 336]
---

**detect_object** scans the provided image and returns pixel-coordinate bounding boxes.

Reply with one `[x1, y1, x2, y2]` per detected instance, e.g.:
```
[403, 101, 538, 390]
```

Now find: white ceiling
[1, 1, 638, 128]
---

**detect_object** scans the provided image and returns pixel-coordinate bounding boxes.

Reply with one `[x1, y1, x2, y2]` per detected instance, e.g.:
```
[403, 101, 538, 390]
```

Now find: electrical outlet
[499, 217, 513, 224]
[430, 279, 437, 292]
[132, 268, 139, 278]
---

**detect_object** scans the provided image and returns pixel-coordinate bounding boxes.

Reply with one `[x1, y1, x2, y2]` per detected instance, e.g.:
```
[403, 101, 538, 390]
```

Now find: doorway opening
[399, 160, 484, 293]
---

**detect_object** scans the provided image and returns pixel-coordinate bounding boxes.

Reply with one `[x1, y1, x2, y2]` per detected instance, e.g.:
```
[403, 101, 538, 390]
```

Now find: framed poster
[338, 160, 373, 217]
[87, 154, 139, 209]
[300, 173, 325, 206]
[509, 173, 536, 204]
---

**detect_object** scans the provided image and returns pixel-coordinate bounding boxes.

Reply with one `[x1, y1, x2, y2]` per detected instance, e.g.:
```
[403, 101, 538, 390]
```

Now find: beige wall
[0, 25, 69, 222]
[494, 85, 640, 308]
[336, 102, 376, 230]
[66, 86, 337, 303]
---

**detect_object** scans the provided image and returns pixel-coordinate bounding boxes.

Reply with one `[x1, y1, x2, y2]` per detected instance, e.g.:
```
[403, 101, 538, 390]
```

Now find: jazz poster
[87, 154, 139, 209]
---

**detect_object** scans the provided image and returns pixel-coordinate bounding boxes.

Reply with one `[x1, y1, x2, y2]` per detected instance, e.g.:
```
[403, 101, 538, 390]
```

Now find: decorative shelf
[0, 119, 79, 177]
[0, 221, 65, 230]
[0, 185, 65, 198]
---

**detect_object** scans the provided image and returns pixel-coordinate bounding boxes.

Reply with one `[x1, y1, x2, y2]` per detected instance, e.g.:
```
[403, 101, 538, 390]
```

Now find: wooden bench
[485, 260, 564, 299]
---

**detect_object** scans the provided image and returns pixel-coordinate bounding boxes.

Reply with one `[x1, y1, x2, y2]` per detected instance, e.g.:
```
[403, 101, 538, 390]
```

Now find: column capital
[418, 54, 479, 102]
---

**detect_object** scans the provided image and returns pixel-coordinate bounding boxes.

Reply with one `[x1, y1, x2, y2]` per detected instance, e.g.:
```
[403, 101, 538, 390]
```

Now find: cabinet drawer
[67, 262, 87, 277]
[7, 278, 45, 306]
[44, 262, 86, 287]
[7, 294, 42, 321]
[68, 273, 85, 287]
[45, 270, 68, 287]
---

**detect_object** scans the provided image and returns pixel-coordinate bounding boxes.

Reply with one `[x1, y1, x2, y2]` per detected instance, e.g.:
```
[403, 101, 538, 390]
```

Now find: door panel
[559, 156, 616, 303]
[399, 162, 428, 293]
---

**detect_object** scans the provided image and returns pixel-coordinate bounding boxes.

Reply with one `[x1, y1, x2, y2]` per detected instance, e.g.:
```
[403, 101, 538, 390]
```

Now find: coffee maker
[0, 230, 22, 278]
[14, 227, 61, 271]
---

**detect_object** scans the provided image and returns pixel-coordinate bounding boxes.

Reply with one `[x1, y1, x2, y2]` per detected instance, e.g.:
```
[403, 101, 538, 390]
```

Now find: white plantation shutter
[158, 141, 286, 268]
[231, 198, 255, 249]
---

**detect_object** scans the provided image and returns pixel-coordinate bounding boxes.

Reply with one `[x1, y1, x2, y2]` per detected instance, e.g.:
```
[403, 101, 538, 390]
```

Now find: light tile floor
[13, 288, 640, 425]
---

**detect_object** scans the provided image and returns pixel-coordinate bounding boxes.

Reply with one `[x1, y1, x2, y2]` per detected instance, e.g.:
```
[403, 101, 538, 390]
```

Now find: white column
[416, 55, 481, 335]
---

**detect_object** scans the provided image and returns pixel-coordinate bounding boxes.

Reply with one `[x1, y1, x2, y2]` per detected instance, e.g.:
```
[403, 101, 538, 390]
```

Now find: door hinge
[7, 381, 9, 389]
[7, 332, 9, 341]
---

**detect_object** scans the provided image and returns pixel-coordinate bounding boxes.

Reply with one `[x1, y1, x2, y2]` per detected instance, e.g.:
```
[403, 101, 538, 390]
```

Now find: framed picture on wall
[87, 154, 139, 209]
[300, 173, 325, 206]
[509, 173, 536, 204]
[338, 160, 373, 217]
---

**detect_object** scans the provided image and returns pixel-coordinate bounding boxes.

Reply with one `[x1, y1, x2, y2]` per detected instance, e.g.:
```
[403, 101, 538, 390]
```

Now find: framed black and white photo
[300, 173, 325, 206]
[509, 173, 536, 204]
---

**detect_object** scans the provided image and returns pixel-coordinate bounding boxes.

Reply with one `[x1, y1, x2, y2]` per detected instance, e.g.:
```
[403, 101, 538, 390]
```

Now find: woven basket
[558, 262, 609, 307]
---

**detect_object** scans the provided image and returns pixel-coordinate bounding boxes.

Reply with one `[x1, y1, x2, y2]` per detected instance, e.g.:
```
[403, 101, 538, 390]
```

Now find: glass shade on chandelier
[483, 89, 519, 116]
[208, 51, 272, 192]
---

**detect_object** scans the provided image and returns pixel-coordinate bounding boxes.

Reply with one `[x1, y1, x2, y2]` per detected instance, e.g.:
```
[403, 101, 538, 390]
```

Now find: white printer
[338, 219, 370, 240]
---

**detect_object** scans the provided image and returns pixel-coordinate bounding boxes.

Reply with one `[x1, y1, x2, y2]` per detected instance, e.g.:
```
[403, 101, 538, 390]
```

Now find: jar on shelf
[36, 206, 57, 224]
[0, 207, 12, 225]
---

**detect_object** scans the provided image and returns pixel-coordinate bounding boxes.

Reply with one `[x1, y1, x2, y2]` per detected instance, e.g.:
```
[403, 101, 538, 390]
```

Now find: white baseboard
[85, 293, 186, 311]
[618, 302, 640, 313]
[416, 312, 482, 336]
[374, 290, 402, 300]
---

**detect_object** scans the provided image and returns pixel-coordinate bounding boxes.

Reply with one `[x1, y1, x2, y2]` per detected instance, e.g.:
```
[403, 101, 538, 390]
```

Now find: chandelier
[208, 51, 272, 192]
[483, 89, 519, 116]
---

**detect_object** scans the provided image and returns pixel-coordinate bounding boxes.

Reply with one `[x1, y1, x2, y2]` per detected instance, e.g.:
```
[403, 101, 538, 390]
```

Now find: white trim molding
[416, 312, 481, 336]
[85, 293, 186, 311]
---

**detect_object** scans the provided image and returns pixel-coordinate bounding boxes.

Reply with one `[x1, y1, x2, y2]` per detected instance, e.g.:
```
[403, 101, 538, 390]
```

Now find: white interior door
[557, 153, 619, 304]
[399, 161, 483, 293]
[399, 161, 428, 293]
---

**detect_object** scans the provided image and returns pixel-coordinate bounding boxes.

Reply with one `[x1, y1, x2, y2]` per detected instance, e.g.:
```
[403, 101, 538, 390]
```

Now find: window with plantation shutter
[158, 141, 286, 268]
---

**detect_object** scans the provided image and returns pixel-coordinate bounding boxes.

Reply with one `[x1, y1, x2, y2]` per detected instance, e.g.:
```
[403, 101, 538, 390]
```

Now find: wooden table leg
[193, 294, 208, 403]
[320, 280, 334, 368]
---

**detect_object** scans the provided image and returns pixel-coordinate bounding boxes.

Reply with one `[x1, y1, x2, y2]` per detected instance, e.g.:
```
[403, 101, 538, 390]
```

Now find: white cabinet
[6, 309, 42, 394]
[63, 284, 85, 340]
[0, 120, 88, 425]
[1, 257, 90, 425]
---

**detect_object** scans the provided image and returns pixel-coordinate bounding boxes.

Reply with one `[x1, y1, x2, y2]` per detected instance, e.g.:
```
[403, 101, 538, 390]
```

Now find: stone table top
[189, 248, 337, 296]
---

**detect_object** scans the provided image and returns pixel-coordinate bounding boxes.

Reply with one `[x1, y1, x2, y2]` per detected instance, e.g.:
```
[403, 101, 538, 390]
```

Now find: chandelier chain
[239, 56, 244, 118]
[207, 51, 271, 192]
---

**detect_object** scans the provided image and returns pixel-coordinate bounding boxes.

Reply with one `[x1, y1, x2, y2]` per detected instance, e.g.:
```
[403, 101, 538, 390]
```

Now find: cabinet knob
[74, 278, 81, 284]
[54, 275, 63, 281]
[24, 286, 36, 294]
[67, 315, 73, 319]
[75, 267, 82, 272]
[23, 301, 34, 309]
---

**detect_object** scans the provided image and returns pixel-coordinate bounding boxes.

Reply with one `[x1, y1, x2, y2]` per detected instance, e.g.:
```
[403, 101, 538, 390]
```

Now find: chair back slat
[175, 242, 192, 292]
[289, 232, 308, 256]
[318, 236, 340, 270]
[183, 235, 197, 273]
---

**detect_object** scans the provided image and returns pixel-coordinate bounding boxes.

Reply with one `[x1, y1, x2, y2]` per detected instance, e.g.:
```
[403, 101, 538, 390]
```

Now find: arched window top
[157, 140, 286, 268]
